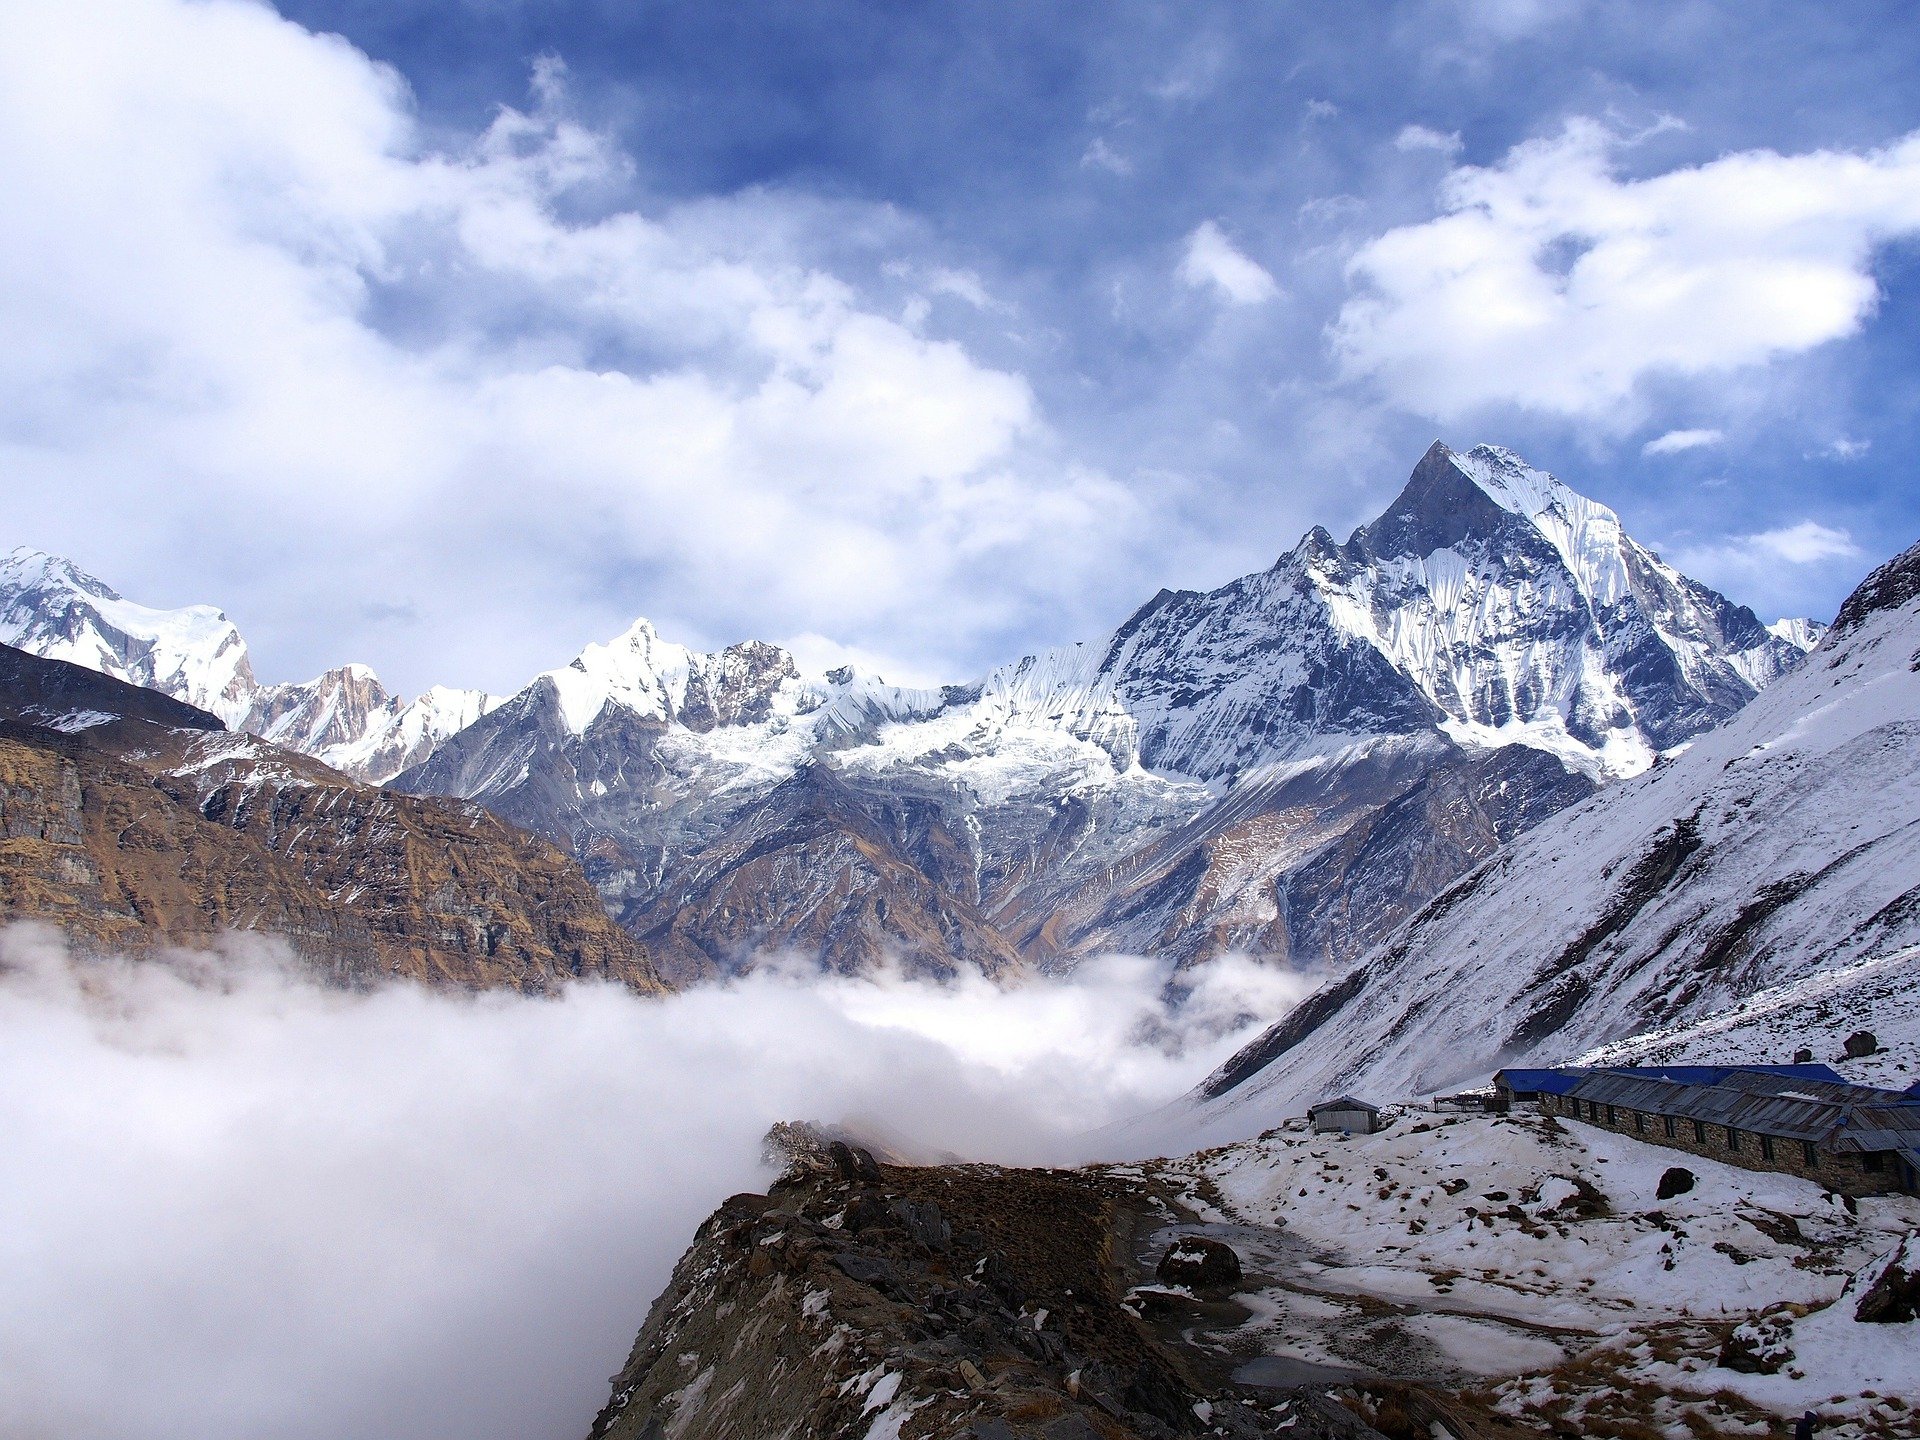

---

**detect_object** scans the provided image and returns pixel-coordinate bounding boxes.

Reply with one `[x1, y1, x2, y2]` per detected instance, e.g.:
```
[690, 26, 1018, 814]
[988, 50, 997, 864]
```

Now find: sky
[4, 0, 1920, 696]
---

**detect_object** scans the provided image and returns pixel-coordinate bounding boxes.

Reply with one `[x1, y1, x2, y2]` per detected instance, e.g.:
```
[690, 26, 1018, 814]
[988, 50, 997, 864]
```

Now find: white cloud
[1148, 34, 1229, 103]
[0, 924, 1305, 1440]
[1079, 136, 1134, 175]
[1298, 194, 1368, 227]
[1333, 119, 1920, 422]
[1394, 124, 1463, 156]
[927, 267, 995, 308]
[0, 0, 1141, 696]
[1672, 519, 1863, 592]
[1745, 520, 1863, 564]
[1178, 220, 1282, 305]
[1304, 99, 1340, 121]
[1825, 435, 1872, 460]
[1642, 427, 1724, 456]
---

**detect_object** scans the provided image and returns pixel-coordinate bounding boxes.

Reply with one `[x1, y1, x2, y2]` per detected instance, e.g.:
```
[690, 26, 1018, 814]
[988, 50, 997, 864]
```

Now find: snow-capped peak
[0, 546, 497, 783]
[1449, 442, 1633, 606]
[0, 546, 257, 726]
[1768, 616, 1829, 652]
[551, 618, 701, 733]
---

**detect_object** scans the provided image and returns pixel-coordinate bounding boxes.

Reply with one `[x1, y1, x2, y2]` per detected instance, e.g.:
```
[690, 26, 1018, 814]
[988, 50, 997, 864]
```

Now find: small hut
[1308, 1095, 1381, 1135]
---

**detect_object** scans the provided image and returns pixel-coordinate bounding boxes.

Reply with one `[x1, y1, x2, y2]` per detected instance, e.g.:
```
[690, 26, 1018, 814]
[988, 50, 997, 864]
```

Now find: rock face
[5, 443, 1822, 978]
[1181, 538, 1920, 1141]
[0, 644, 665, 992]
[0, 548, 499, 782]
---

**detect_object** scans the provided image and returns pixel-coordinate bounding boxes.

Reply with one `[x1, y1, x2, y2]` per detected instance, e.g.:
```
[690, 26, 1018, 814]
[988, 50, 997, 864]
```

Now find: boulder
[1718, 1311, 1795, 1374]
[1155, 1235, 1242, 1289]
[1656, 1167, 1696, 1200]
[1843, 1029, 1880, 1059]
[833, 1252, 901, 1294]
[1852, 1234, 1920, 1324]
[828, 1140, 884, 1183]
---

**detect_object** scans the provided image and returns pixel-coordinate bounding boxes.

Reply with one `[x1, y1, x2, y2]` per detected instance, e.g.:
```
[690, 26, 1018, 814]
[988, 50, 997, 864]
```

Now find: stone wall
[1540, 1093, 1900, 1199]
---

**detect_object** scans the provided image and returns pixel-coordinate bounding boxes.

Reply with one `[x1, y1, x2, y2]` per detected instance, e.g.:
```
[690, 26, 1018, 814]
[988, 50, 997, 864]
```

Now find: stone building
[1504, 1066, 1920, 1198]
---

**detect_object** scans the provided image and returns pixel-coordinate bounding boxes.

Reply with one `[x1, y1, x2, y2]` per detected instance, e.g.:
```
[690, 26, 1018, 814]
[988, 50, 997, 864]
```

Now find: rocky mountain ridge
[394, 441, 1817, 978]
[0, 642, 665, 992]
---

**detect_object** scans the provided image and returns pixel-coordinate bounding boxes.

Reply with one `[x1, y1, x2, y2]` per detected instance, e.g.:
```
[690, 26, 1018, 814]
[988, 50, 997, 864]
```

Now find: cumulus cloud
[0, 0, 1141, 696]
[1333, 119, 1920, 422]
[1824, 436, 1872, 460]
[1178, 220, 1282, 305]
[0, 924, 1304, 1440]
[1642, 427, 1724, 456]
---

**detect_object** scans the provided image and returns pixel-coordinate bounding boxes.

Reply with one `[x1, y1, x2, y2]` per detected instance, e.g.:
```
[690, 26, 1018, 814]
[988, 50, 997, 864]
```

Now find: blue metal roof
[1613, 1063, 1849, 1086]
[1495, 1068, 1587, 1096]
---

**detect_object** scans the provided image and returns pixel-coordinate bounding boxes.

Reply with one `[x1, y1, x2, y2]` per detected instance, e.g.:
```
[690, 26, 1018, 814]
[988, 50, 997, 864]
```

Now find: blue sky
[4, 0, 1919, 694]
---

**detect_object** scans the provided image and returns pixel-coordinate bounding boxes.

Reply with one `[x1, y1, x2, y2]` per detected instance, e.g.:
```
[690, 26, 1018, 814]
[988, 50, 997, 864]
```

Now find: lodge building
[1492, 1064, 1920, 1198]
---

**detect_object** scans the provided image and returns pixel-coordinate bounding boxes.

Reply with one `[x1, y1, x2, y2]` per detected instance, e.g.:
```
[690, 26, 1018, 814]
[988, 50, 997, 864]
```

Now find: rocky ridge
[591, 1108, 1919, 1439]
[589, 1137, 1512, 1440]
[0, 643, 665, 992]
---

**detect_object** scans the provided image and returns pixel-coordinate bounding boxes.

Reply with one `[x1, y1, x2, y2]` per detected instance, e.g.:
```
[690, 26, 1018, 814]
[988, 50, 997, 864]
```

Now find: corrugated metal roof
[1614, 1063, 1849, 1086]
[1566, 1068, 1920, 1153]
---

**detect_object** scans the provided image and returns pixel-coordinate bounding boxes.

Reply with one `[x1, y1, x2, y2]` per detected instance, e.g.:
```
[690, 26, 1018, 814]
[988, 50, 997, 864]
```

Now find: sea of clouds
[0, 923, 1305, 1440]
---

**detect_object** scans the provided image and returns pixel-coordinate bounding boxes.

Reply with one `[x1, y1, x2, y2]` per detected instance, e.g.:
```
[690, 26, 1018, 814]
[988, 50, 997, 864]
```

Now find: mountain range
[0, 442, 1823, 983]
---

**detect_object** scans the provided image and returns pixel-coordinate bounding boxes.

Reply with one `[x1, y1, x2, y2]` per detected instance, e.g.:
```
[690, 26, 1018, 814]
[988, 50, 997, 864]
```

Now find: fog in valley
[0, 923, 1305, 1440]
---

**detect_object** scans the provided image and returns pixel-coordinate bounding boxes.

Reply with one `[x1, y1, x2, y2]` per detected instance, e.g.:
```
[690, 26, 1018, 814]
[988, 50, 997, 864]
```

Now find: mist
[0, 923, 1304, 1440]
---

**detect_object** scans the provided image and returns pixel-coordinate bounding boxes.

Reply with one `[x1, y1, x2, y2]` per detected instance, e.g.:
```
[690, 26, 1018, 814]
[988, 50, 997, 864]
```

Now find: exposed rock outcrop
[589, 1156, 1404, 1440]
[0, 644, 666, 992]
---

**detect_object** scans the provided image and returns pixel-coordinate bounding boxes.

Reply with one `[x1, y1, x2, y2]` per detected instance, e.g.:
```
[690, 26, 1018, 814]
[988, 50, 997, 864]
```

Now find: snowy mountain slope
[1184, 536, 1920, 1141]
[0, 548, 499, 782]
[987, 733, 1595, 970]
[395, 441, 1816, 977]
[1576, 945, 1920, 1091]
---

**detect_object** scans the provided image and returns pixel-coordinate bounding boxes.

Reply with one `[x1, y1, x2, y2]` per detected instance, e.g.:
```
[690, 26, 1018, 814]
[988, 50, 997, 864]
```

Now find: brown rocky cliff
[0, 644, 666, 992]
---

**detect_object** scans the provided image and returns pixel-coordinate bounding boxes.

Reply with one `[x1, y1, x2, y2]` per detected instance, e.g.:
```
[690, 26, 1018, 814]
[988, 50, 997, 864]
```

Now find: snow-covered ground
[1578, 946, 1920, 1091]
[1148, 1109, 1919, 1437]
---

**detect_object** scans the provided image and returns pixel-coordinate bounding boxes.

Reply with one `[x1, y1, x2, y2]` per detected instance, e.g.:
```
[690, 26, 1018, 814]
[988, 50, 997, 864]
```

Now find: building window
[1634, 1111, 1646, 1132]
[1606, 1105, 1618, 1126]
[1693, 1120, 1708, 1144]
[1803, 1141, 1819, 1168]
[1864, 1152, 1886, 1173]
[1663, 1115, 1677, 1139]
[1761, 1134, 1775, 1162]
[1727, 1127, 1740, 1151]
